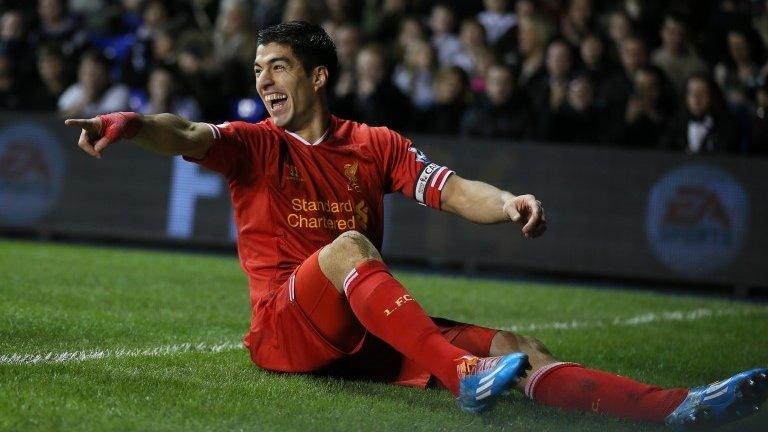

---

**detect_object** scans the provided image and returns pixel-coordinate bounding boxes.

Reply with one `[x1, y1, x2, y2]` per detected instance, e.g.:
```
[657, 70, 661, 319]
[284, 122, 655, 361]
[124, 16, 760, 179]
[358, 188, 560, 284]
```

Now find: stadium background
[1, 0, 768, 293]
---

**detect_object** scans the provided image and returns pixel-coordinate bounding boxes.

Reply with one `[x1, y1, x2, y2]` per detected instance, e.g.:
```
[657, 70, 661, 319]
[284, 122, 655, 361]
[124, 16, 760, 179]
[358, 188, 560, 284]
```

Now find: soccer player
[65, 21, 766, 428]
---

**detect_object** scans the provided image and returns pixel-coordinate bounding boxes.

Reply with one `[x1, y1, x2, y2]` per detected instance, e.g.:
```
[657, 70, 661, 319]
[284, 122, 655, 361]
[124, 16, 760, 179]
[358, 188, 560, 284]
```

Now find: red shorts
[243, 250, 499, 389]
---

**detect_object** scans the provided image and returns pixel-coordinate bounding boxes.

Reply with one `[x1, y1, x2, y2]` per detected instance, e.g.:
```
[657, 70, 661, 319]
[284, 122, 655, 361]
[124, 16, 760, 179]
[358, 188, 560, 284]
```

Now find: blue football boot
[665, 368, 768, 430]
[456, 352, 530, 413]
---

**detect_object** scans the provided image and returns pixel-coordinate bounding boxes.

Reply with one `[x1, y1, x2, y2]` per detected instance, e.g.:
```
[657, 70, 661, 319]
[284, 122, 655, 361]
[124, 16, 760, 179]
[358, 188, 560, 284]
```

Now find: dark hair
[256, 21, 338, 88]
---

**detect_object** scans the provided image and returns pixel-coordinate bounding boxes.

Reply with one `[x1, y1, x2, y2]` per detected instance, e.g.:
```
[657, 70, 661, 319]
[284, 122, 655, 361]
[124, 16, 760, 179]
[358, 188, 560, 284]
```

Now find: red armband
[97, 112, 142, 141]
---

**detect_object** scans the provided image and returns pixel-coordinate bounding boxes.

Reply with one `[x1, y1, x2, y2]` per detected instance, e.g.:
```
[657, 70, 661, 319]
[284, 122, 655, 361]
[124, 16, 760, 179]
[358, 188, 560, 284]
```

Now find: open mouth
[265, 93, 288, 112]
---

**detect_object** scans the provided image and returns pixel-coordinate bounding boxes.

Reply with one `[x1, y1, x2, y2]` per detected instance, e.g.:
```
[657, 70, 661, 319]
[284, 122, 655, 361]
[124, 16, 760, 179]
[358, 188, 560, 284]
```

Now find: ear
[312, 66, 329, 91]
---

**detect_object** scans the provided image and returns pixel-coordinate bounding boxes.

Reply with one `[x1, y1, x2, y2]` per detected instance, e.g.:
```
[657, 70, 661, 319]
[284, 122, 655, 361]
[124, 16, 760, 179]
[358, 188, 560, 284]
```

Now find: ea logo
[0, 123, 65, 226]
[645, 164, 748, 277]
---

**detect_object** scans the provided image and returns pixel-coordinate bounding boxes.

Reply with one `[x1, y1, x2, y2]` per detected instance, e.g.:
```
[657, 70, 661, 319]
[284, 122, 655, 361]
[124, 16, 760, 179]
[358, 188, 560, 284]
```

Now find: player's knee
[332, 230, 381, 263]
[319, 230, 382, 290]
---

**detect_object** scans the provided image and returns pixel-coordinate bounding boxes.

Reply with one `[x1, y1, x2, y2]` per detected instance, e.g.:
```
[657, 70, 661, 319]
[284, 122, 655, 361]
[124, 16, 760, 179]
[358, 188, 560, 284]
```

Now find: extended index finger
[64, 118, 91, 128]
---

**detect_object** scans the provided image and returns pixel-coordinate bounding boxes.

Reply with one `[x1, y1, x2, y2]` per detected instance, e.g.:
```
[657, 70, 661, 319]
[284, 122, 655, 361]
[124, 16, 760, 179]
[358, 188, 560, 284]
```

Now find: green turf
[1, 239, 766, 431]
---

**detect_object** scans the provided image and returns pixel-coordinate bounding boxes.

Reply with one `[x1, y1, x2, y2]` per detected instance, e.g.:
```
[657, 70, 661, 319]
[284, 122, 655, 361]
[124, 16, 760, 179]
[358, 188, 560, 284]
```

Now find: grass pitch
[1, 239, 767, 432]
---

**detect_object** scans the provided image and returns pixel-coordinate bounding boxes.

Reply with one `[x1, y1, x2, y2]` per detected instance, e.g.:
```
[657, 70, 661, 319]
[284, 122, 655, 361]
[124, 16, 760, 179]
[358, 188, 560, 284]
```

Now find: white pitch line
[499, 307, 767, 333]
[0, 341, 243, 366]
[2, 307, 766, 366]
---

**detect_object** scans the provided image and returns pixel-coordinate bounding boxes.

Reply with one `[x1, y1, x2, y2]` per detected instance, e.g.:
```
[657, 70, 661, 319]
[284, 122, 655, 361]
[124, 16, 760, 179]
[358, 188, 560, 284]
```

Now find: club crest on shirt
[344, 161, 361, 192]
[408, 147, 430, 164]
[287, 164, 303, 182]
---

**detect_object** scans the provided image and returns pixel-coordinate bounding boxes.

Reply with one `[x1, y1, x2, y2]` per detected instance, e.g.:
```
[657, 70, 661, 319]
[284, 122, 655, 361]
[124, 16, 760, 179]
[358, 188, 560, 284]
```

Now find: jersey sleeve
[379, 128, 454, 210]
[183, 121, 268, 180]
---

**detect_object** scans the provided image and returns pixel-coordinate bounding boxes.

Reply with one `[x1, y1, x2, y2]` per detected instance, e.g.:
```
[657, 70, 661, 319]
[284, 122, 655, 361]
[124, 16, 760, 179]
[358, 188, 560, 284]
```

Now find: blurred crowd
[1, 0, 768, 155]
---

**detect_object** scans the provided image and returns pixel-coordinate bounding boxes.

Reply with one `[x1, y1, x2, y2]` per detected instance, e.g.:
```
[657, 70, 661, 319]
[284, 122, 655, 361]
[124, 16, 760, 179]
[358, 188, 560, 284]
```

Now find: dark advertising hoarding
[1, 114, 766, 287]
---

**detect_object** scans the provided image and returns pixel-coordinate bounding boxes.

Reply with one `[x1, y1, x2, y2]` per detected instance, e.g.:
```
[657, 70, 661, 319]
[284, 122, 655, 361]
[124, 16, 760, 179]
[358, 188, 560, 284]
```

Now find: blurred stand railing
[1, 113, 766, 290]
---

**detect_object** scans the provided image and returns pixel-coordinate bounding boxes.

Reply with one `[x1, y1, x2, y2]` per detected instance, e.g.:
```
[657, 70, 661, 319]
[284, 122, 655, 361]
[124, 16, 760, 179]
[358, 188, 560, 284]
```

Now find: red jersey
[185, 116, 454, 306]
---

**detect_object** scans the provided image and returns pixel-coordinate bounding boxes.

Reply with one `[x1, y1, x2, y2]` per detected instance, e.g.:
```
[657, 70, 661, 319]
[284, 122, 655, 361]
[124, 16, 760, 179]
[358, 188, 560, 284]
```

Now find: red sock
[525, 363, 688, 423]
[343, 260, 469, 395]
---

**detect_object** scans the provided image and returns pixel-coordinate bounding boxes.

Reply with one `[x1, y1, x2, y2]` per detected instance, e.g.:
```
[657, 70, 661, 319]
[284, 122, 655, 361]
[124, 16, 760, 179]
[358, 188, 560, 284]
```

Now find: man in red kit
[66, 21, 766, 428]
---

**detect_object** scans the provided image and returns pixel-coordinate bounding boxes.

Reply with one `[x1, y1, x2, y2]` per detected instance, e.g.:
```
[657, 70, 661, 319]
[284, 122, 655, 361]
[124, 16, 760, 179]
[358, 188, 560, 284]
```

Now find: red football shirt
[185, 116, 454, 307]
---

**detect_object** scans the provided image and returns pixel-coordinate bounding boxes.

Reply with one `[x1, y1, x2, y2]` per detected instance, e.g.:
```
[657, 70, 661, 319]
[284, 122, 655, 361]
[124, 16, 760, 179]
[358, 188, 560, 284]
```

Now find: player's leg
[292, 248, 365, 353]
[318, 230, 529, 410]
[489, 330, 768, 428]
[489, 330, 688, 423]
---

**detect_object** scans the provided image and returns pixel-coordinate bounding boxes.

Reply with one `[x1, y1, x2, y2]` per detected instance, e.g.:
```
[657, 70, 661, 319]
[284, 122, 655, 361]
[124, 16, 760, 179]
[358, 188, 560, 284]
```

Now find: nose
[256, 69, 274, 92]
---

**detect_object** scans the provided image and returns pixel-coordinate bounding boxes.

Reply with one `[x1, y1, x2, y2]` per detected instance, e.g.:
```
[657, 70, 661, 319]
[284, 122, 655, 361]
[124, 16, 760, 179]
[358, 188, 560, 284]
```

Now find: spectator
[252, 0, 282, 29]
[651, 14, 706, 97]
[212, 0, 257, 98]
[606, 9, 633, 63]
[177, 44, 224, 120]
[137, 66, 201, 121]
[123, 0, 172, 87]
[427, 66, 471, 135]
[58, 50, 129, 118]
[461, 63, 532, 139]
[212, 0, 257, 71]
[282, 0, 317, 23]
[330, 24, 360, 104]
[467, 45, 497, 94]
[608, 66, 673, 148]
[477, 0, 517, 45]
[152, 28, 178, 67]
[600, 36, 647, 115]
[714, 29, 764, 105]
[661, 73, 739, 154]
[451, 18, 487, 75]
[346, 44, 410, 130]
[577, 32, 613, 89]
[428, 4, 462, 68]
[531, 39, 573, 121]
[516, 14, 551, 86]
[25, 44, 71, 111]
[750, 80, 768, 154]
[754, 1, 768, 50]
[559, 0, 594, 47]
[393, 40, 437, 112]
[0, 50, 22, 110]
[324, 0, 360, 25]
[362, 0, 407, 44]
[394, 17, 426, 63]
[35, 0, 83, 52]
[1, 10, 36, 80]
[537, 74, 603, 143]
[119, 0, 144, 34]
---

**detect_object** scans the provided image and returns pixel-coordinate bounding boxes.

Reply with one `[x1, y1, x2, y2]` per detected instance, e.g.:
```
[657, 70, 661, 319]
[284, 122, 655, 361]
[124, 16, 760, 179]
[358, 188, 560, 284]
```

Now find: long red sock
[525, 363, 688, 423]
[343, 260, 469, 395]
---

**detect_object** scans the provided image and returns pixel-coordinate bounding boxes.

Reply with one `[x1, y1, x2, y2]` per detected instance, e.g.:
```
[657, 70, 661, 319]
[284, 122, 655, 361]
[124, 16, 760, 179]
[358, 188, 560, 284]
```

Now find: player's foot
[665, 368, 768, 431]
[456, 352, 530, 413]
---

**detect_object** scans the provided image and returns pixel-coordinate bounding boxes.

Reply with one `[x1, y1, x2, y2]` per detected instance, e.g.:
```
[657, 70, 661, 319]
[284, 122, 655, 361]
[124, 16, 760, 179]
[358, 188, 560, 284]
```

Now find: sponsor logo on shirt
[355, 200, 369, 230]
[286, 197, 372, 232]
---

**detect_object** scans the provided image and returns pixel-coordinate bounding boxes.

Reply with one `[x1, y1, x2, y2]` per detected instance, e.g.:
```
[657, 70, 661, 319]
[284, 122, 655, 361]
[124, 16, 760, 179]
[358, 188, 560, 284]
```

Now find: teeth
[265, 94, 287, 101]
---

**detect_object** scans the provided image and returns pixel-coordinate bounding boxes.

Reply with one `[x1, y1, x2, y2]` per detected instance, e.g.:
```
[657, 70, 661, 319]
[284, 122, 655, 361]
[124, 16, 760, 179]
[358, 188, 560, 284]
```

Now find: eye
[254, 69, 262, 77]
[274, 64, 286, 71]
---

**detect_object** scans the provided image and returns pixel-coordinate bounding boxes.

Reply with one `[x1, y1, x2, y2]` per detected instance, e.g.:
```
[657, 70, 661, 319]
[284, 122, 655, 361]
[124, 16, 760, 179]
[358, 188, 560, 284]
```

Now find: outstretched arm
[64, 112, 212, 159]
[440, 174, 547, 238]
